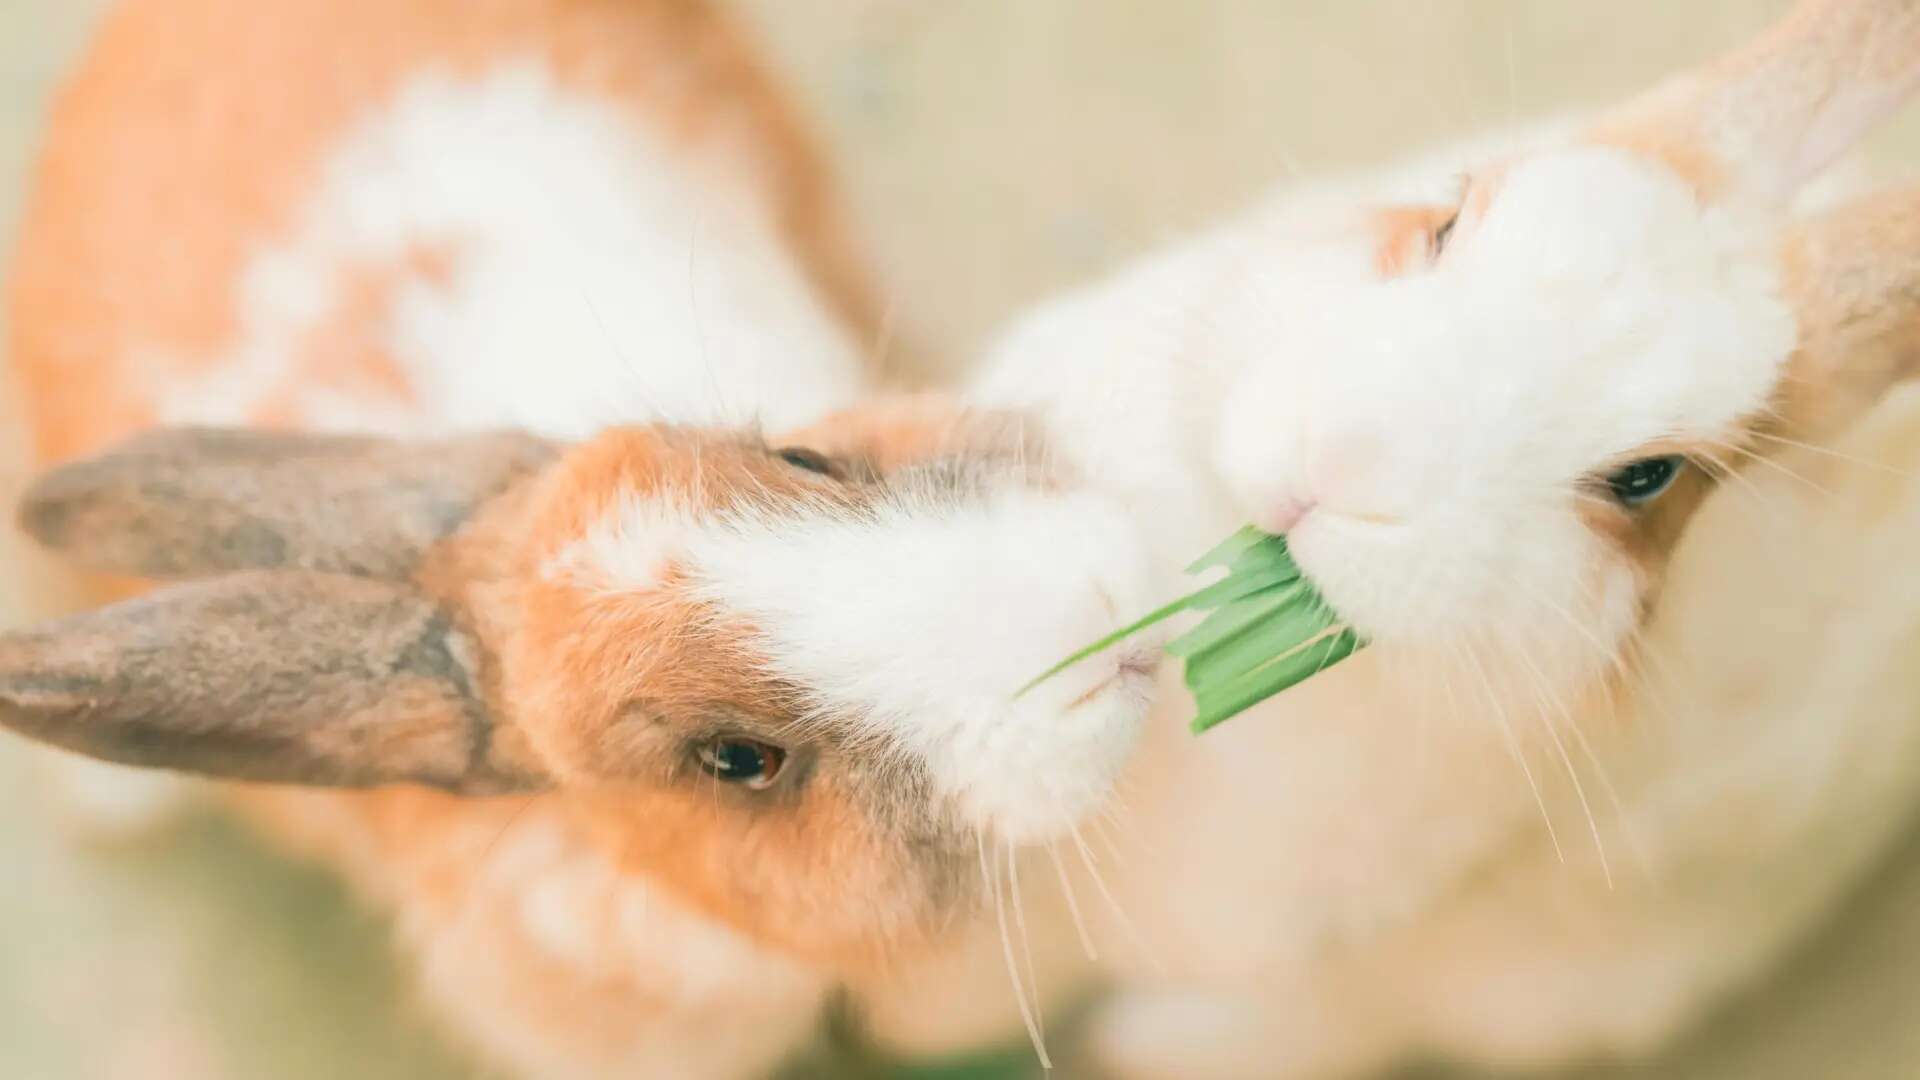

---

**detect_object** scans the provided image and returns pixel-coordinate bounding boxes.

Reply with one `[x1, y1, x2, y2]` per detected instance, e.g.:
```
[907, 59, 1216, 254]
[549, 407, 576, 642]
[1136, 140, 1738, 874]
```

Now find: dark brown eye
[696, 738, 786, 790]
[776, 446, 835, 477]
[1430, 174, 1470, 259]
[1605, 455, 1685, 506]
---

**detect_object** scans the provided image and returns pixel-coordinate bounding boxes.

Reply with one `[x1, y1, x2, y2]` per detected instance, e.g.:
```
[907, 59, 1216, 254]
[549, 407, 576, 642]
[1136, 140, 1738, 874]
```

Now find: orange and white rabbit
[3, 1, 1155, 1077]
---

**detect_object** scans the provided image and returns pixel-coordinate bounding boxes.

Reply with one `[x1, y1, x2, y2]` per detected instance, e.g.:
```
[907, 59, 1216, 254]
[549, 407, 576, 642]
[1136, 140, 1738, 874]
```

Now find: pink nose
[1256, 496, 1318, 535]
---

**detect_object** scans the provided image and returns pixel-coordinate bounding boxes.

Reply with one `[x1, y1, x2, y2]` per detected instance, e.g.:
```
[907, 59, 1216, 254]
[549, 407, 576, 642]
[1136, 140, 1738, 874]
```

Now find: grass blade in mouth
[1020, 526, 1363, 731]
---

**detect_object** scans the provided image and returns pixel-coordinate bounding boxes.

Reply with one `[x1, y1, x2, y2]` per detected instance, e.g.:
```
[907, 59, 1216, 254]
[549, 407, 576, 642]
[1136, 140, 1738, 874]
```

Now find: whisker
[480, 793, 545, 865]
[1048, 841, 1099, 962]
[981, 833, 1050, 1070]
[1460, 634, 1565, 863]
[1747, 428, 1910, 475]
[1505, 577, 1655, 882]
[1008, 843, 1047, 1046]
[1693, 445, 1787, 530]
[1071, 824, 1164, 975]
[1506, 627, 1613, 888]
[1710, 437, 1835, 499]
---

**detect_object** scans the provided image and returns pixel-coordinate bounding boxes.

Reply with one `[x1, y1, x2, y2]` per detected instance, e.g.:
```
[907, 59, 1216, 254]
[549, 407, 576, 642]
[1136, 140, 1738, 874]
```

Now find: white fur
[548, 494, 697, 592]
[686, 484, 1156, 844]
[1216, 146, 1791, 662]
[155, 63, 864, 439]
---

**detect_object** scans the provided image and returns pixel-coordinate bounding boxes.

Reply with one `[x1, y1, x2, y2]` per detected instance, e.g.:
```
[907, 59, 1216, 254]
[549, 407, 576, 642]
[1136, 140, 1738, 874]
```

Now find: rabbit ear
[0, 571, 547, 794]
[18, 427, 556, 581]
[1592, 0, 1920, 203]
[1776, 185, 1920, 436]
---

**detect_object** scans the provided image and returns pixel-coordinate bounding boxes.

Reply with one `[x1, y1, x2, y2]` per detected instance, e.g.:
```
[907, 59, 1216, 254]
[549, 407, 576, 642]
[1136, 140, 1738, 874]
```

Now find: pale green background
[5, 2, 1920, 1077]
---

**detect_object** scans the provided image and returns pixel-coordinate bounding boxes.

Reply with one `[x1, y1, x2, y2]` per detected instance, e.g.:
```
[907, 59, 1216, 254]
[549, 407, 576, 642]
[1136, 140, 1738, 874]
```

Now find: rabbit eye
[775, 446, 836, 477]
[1431, 209, 1460, 257]
[1605, 455, 1685, 506]
[696, 738, 786, 790]
[1430, 174, 1470, 259]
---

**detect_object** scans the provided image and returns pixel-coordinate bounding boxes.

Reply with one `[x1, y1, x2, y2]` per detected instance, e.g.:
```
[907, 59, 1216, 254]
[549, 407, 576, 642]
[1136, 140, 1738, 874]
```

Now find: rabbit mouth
[1065, 648, 1161, 710]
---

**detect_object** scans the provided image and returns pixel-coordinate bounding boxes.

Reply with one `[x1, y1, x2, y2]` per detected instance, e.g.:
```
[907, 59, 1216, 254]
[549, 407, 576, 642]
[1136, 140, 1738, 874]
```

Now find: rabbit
[906, 0, 1920, 1075]
[13, 2, 1920, 1078]
[1, 1, 1158, 1077]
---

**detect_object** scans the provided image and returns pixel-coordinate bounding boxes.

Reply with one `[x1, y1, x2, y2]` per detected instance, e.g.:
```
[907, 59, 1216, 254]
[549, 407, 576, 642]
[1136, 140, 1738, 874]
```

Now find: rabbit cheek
[1577, 457, 1723, 625]
[583, 762, 965, 971]
[507, 572, 970, 970]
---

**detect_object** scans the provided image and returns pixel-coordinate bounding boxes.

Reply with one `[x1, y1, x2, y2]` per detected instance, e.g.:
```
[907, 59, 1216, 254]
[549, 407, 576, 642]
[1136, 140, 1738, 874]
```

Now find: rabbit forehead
[1449, 145, 1793, 455]
[1252, 145, 1796, 478]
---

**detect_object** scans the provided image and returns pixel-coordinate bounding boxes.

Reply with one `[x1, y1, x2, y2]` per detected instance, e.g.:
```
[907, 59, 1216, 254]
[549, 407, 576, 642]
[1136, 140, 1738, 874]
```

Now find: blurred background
[5, 1, 1920, 1076]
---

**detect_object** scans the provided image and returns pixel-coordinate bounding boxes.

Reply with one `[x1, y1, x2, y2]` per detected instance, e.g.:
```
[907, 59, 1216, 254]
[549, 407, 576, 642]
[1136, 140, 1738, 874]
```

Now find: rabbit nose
[1254, 495, 1318, 535]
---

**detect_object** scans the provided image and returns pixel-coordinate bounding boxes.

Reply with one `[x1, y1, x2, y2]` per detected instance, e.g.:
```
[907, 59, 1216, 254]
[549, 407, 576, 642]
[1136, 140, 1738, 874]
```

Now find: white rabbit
[891, 0, 1920, 1074]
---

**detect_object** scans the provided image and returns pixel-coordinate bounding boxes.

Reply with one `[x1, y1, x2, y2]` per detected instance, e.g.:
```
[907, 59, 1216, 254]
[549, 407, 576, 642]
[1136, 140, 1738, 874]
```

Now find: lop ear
[18, 427, 556, 580]
[0, 571, 547, 793]
[1592, 0, 1920, 203]
[1777, 185, 1920, 437]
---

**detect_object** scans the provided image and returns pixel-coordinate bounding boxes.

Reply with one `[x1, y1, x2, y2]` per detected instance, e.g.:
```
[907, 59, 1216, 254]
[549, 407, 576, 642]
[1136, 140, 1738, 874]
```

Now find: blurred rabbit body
[8, 1, 877, 1076]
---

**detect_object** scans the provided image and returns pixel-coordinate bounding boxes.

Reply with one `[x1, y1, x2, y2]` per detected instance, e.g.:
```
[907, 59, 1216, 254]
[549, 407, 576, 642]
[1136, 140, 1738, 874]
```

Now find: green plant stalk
[1019, 526, 1365, 732]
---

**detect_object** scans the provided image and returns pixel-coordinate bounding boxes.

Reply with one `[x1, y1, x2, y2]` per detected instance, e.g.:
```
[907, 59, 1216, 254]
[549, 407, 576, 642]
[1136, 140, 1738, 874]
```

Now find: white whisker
[981, 833, 1050, 1070]
[1747, 428, 1908, 475]
[1008, 843, 1047, 1046]
[1048, 841, 1099, 962]
[1071, 824, 1164, 975]
[1710, 437, 1834, 499]
[1505, 576, 1656, 883]
[1507, 629, 1613, 888]
[1460, 635, 1565, 863]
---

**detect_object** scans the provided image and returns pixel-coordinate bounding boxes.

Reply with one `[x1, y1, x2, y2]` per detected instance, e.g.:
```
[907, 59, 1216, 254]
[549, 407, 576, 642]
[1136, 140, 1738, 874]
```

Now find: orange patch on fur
[1368, 206, 1457, 278]
[253, 245, 456, 427]
[505, 529, 940, 971]
[1587, 122, 1728, 203]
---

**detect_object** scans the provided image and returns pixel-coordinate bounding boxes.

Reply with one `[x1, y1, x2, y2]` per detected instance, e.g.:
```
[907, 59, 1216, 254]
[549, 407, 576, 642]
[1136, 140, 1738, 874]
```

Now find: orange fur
[252, 245, 457, 426]
[1368, 206, 1459, 278]
[1587, 122, 1730, 202]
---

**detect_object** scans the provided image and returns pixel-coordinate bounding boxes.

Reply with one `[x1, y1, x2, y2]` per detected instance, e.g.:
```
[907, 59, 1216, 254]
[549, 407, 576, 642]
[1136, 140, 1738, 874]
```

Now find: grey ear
[0, 571, 546, 794]
[17, 427, 556, 579]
